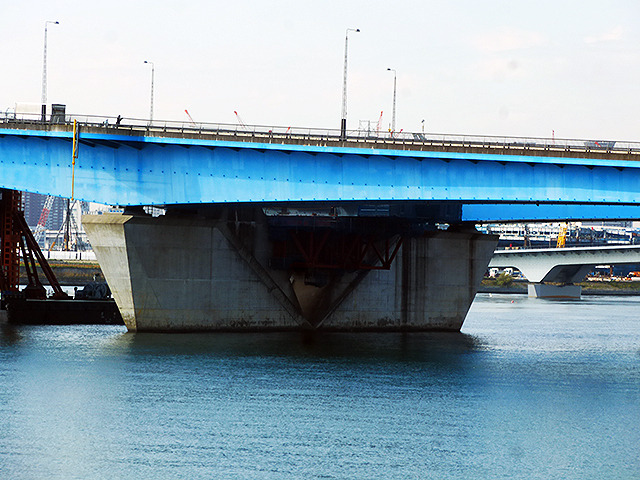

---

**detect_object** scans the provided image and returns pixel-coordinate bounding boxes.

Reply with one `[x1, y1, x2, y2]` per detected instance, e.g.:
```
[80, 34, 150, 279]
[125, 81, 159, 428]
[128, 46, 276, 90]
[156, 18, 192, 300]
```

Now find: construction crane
[33, 195, 55, 246]
[48, 199, 84, 252]
[234, 110, 247, 130]
[184, 109, 196, 126]
[376, 111, 383, 136]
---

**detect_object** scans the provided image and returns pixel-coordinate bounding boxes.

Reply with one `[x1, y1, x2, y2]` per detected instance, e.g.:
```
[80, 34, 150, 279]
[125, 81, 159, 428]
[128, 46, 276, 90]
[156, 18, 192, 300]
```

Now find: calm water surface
[0, 294, 638, 479]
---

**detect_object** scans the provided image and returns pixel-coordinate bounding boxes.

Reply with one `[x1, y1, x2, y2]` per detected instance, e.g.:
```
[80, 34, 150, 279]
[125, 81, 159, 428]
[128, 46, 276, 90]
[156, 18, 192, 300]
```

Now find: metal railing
[2, 111, 640, 154]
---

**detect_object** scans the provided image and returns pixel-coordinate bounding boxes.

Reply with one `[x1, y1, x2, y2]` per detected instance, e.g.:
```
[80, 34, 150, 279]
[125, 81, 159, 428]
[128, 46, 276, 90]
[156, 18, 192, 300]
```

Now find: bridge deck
[3, 116, 640, 222]
[3, 117, 639, 162]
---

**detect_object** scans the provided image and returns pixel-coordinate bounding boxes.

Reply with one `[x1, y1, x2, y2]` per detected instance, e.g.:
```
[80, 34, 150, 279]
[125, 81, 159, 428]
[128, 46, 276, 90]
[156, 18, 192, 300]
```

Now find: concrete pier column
[83, 212, 498, 332]
[83, 212, 306, 331]
[528, 283, 582, 298]
[321, 230, 498, 331]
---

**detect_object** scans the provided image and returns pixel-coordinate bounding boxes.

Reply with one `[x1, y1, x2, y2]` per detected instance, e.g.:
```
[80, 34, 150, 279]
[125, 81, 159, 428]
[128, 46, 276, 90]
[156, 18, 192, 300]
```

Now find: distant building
[22, 192, 66, 231]
[22, 191, 98, 250]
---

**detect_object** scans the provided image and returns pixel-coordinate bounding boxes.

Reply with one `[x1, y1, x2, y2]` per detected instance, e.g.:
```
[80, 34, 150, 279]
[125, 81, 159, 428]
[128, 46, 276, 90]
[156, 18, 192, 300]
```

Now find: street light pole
[341, 27, 360, 140]
[387, 68, 397, 133]
[41, 20, 59, 118]
[144, 60, 155, 124]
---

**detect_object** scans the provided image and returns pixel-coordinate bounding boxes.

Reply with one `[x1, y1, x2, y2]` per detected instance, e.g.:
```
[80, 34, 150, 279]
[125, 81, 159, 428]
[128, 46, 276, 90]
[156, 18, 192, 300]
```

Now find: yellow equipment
[556, 223, 568, 248]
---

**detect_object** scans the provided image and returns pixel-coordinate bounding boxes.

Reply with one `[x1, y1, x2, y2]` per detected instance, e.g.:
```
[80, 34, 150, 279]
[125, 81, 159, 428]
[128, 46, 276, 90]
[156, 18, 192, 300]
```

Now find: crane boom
[234, 110, 246, 127]
[376, 111, 383, 135]
[184, 109, 196, 126]
[33, 195, 55, 245]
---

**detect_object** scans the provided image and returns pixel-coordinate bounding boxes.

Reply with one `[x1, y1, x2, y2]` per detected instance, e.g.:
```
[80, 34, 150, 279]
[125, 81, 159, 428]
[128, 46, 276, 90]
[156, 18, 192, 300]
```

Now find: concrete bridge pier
[83, 210, 498, 332]
[526, 264, 592, 298]
[527, 283, 582, 299]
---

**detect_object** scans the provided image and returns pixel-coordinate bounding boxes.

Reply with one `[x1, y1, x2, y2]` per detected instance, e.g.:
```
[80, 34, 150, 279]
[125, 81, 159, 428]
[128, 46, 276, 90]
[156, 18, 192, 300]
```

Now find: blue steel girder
[1, 127, 640, 223]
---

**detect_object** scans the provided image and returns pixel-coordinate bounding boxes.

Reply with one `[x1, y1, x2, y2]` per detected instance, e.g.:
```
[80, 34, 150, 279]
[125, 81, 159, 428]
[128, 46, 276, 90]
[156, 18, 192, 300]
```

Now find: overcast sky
[1, 0, 639, 140]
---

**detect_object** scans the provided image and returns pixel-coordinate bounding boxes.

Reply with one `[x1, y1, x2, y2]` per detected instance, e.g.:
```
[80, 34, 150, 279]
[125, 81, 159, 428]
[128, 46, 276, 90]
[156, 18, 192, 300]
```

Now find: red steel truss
[277, 229, 403, 271]
[0, 188, 69, 299]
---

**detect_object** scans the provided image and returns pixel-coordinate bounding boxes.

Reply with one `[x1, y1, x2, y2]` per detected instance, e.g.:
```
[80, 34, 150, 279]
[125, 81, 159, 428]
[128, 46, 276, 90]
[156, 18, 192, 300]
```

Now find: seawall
[478, 280, 640, 296]
[19, 260, 105, 286]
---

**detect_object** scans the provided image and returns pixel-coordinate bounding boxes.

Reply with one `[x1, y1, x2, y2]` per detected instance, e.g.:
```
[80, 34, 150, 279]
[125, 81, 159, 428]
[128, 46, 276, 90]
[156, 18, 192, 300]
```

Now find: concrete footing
[528, 283, 582, 298]
[83, 211, 498, 332]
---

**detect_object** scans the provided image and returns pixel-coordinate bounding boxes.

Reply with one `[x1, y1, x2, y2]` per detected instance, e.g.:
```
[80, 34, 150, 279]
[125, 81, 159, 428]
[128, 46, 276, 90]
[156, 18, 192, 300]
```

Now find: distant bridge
[489, 245, 640, 297]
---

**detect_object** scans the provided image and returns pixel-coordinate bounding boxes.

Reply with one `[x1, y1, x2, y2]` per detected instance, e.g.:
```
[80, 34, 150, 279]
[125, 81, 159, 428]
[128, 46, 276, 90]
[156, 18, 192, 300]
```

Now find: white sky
[1, 0, 639, 140]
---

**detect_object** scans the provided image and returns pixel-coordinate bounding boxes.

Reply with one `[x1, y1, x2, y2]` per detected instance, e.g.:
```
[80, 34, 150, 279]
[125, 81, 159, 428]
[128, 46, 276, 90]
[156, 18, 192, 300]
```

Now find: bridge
[2, 114, 640, 332]
[489, 245, 640, 298]
[3, 117, 640, 219]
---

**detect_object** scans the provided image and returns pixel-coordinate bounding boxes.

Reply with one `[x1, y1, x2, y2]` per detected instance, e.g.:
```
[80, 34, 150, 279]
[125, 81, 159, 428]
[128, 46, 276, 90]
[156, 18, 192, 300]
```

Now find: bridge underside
[83, 209, 497, 332]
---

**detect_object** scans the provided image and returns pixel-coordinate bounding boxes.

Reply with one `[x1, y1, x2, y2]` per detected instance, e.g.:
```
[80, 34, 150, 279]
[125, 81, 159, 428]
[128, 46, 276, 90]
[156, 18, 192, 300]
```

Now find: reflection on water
[0, 322, 22, 347]
[114, 330, 482, 362]
[0, 294, 639, 480]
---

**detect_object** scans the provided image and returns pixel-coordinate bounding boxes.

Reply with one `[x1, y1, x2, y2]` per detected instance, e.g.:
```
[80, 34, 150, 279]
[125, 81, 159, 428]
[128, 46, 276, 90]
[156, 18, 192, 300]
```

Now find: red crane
[33, 195, 55, 246]
[376, 111, 383, 135]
